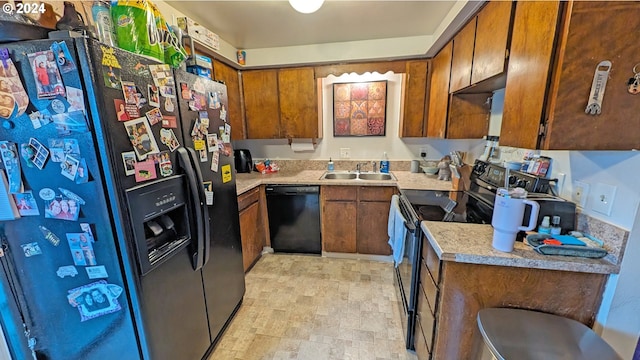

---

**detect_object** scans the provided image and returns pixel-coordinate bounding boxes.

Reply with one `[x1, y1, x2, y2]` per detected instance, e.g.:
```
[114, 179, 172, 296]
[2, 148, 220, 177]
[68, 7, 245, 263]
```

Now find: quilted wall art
[333, 80, 387, 136]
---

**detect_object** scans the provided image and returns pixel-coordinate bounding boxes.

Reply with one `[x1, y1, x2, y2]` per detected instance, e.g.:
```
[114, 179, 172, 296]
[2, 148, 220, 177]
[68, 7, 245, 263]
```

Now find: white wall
[233, 71, 484, 162]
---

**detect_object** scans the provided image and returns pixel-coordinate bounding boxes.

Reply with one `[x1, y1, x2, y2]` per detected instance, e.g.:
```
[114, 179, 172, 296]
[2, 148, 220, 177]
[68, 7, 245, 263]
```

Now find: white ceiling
[166, 1, 462, 50]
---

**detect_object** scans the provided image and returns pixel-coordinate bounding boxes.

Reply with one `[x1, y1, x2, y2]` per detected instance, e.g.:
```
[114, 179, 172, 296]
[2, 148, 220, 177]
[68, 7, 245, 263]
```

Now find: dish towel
[387, 195, 408, 266]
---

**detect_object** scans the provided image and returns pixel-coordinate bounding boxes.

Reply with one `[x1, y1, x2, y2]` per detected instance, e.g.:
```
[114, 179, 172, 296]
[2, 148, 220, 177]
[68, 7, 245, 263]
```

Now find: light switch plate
[339, 148, 350, 159]
[591, 182, 616, 216]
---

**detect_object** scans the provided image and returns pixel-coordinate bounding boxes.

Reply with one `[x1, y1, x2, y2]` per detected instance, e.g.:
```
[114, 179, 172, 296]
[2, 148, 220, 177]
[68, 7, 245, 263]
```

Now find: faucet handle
[372, 161, 378, 172]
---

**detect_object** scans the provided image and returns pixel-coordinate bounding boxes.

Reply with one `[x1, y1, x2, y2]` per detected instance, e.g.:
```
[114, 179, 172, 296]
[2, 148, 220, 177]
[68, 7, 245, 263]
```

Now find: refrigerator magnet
[75, 158, 89, 184]
[39, 225, 60, 246]
[159, 152, 172, 177]
[221, 164, 232, 183]
[114, 99, 129, 121]
[67, 232, 96, 266]
[48, 138, 80, 162]
[65, 86, 85, 113]
[121, 81, 138, 106]
[220, 104, 227, 122]
[133, 62, 150, 77]
[80, 223, 96, 243]
[145, 108, 163, 126]
[180, 83, 191, 100]
[51, 41, 76, 74]
[56, 265, 78, 278]
[67, 280, 123, 322]
[21, 242, 42, 257]
[193, 139, 206, 151]
[148, 85, 159, 108]
[13, 191, 39, 216]
[28, 110, 53, 129]
[124, 118, 159, 161]
[27, 50, 65, 99]
[38, 188, 55, 201]
[0, 141, 22, 193]
[58, 188, 85, 205]
[206, 133, 218, 152]
[20, 143, 37, 168]
[121, 151, 136, 176]
[161, 115, 177, 129]
[134, 160, 157, 182]
[198, 111, 210, 127]
[45, 197, 79, 221]
[208, 91, 221, 109]
[0, 52, 29, 117]
[203, 181, 214, 205]
[100, 47, 122, 89]
[60, 154, 80, 181]
[28, 138, 49, 170]
[52, 110, 89, 136]
[86, 266, 108, 279]
[198, 148, 208, 163]
[159, 129, 180, 152]
[210, 150, 219, 173]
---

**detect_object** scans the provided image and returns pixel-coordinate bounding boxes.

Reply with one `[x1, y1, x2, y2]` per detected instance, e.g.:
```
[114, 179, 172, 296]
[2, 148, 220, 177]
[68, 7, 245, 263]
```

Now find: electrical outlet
[591, 182, 617, 216]
[572, 181, 589, 208]
[339, 148, 350, 159]
[419, 147, 428, 158]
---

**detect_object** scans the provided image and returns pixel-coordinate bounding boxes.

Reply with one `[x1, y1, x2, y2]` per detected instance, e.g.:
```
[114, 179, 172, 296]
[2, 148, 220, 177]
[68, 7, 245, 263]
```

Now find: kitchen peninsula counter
[235, 170, 453, 195]
[421, 221, 621, 274]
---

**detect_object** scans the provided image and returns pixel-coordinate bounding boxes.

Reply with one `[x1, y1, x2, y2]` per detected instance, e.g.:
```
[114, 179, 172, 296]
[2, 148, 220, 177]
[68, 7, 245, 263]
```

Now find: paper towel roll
[290, 140, 315, 152]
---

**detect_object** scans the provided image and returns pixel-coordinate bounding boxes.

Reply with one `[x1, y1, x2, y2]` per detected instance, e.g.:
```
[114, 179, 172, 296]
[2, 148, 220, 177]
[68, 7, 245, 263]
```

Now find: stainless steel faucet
[355, 162, 369, 173]
[372, 161, 378, 173]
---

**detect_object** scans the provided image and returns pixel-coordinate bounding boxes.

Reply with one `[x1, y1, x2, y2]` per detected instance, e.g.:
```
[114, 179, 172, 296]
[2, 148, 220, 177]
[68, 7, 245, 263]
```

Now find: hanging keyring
[628, 63, 640, 95]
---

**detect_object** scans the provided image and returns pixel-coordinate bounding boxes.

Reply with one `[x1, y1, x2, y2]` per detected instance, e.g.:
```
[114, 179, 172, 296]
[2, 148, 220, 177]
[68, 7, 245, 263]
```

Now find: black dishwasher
[265, 185, 321, 254]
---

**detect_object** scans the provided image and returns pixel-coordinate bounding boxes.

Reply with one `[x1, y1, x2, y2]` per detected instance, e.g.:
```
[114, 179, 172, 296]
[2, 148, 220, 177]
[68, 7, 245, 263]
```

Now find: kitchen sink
[357, 173, 394, 181]
[320, 171, 396, 181]
[322, 173, 358, 180]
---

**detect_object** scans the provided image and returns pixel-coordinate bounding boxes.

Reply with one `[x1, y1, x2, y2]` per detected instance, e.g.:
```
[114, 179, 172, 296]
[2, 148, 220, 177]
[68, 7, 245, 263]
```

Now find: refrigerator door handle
[176, 147, 210, 271]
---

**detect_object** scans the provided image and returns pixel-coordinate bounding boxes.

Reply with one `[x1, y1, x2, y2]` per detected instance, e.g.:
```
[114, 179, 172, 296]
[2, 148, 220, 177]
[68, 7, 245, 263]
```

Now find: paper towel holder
[287, 138, 317, 146]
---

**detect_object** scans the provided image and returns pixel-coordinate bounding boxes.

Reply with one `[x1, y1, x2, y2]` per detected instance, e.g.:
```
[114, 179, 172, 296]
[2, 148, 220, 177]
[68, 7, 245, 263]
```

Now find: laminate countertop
[421, 221, 620, 274]
[235, 170, 452, 195]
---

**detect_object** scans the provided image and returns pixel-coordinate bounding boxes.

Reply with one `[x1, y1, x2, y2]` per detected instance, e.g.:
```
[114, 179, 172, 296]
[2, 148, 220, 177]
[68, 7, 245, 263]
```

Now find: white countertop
[421, 221, 619, 274]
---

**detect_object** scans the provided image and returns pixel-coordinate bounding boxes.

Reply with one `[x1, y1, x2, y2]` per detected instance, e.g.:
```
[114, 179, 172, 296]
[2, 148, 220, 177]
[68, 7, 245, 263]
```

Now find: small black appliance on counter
[521, 193, 577, 236]
[234, 149, 253, 173]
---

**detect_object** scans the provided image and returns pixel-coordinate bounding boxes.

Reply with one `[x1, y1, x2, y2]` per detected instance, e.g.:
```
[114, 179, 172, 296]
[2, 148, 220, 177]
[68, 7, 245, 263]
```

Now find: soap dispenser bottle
[328, 158, 334, 171]
[550, 215, 562, 235]
[538, 216, 551, 234]
[380, 152, 389, 173]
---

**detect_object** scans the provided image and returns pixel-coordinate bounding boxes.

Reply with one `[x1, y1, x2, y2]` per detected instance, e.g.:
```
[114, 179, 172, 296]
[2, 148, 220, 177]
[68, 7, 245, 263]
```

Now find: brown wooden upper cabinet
[242, 69, 281, 139]
[242, 67, 319, 139]
[212, 59, 244, 140]
[449, 1, 513, 93]
[400, 59, 430, 137]
[278, 67, 320, 139]
[501, 1, 640, 150]
[426, 43, 452, 138]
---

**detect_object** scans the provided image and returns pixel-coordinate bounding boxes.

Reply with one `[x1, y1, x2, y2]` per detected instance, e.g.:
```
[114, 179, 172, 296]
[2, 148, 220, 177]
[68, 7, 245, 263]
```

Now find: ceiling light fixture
[289, 0, 325, 14]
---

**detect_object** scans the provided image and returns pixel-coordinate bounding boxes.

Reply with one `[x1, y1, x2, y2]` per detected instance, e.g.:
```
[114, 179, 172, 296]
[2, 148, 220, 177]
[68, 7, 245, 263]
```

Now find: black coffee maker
[234, 149, 253, 173]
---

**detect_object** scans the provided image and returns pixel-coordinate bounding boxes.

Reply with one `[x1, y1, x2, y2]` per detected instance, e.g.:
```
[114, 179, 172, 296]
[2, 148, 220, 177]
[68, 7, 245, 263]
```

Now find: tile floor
[208, 254, 418, 360]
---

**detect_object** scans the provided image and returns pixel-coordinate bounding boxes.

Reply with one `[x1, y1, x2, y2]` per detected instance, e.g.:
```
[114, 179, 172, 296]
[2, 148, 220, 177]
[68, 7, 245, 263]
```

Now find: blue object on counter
[380, 151, 389, 173]
[551, 235, 586, 246]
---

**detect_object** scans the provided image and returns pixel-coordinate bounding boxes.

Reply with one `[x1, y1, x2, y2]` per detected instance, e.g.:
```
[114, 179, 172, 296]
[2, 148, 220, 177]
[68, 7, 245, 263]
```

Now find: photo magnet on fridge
[114, 99, 130, 121]
[28, 138, 49, 170]
[65, 86, 85, 113]
[159, 152, 172, 177]
[123, 117, 159, 161]
[0, 51, 29, 118]
[45, 196, 80, 221]
[67, 280, 123, 322]
[60, 154, 80, 181]
[75, 158, 89, 184]
[28, 50, 65, 99]
[28, 110, 53, 129]
[67, 232, 96, 266]
[52, 111, 89, 136]
[0, 141, 23, 194]
[159, 129, 179, 152]
[145, 108, 163, 126]
[148, 84, 159, 108]
[121, 151, 136, 176]
[13, 191, 39, 216]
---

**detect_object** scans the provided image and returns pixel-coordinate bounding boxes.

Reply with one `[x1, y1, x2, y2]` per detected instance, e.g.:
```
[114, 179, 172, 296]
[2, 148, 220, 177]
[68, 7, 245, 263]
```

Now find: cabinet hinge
[538, 123, 546, 136]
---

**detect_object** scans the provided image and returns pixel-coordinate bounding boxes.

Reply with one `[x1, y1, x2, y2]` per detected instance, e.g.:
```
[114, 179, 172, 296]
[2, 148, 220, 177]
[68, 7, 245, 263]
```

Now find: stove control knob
[516, 179, 526, 188]
[508, 175, 517, 185]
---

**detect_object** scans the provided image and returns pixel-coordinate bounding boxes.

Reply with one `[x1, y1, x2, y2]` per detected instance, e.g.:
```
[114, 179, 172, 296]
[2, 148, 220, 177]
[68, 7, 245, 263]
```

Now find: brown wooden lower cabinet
[321, 185, 395, 255]
[416, 234, 608, 359]
[238, 187, 266, 272]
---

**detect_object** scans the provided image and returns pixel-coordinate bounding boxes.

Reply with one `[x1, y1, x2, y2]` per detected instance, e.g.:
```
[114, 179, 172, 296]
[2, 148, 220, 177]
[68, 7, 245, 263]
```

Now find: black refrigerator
[0, 37, 244, 360]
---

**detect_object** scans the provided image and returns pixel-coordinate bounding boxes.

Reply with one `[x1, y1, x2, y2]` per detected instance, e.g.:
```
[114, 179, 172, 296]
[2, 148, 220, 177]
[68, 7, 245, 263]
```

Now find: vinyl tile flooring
[208, 254, 418, 360]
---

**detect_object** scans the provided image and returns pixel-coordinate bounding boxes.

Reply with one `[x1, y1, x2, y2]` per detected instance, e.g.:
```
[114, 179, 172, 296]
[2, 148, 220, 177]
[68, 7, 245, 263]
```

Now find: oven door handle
[404, 221, 416, 233]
